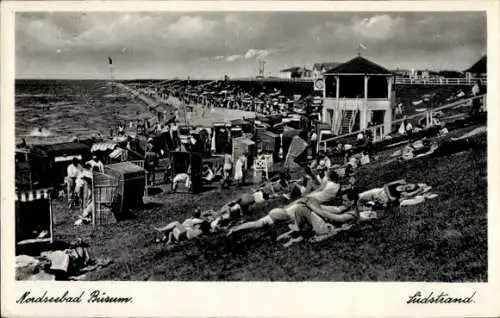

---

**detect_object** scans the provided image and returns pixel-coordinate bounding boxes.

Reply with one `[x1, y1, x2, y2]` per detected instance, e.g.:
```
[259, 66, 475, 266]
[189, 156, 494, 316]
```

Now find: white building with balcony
[321, 56, 395, 136]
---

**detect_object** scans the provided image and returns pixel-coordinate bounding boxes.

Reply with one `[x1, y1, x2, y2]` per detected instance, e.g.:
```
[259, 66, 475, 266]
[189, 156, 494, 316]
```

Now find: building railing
[317, 93, 486, 151]
[395, 76, 487, 86]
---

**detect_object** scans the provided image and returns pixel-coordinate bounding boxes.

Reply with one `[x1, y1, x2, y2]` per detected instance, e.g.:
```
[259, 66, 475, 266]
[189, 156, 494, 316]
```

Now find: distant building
[464, 55, 487, 78]
[312, 62, 342, 78]
[392, 69, 412, 77]
[437, 70, 464, 78]
[279, 66, 313, 79]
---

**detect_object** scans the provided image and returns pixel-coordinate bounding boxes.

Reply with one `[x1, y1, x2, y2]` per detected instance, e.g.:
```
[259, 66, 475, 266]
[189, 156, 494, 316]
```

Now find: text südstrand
[407, 291, 476, 304]
[16, 290, 133, 304]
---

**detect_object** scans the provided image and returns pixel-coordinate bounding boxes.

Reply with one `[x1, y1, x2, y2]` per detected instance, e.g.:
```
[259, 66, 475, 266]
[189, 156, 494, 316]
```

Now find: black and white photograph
[2, 1, 499, 317]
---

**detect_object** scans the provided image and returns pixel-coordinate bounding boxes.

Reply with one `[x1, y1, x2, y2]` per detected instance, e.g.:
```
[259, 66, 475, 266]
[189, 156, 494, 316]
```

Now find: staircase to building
[339, 110, 358, 135]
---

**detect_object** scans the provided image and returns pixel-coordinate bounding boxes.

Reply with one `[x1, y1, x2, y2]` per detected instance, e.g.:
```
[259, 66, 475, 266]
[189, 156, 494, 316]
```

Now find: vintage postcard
[1, 1, 499, 317]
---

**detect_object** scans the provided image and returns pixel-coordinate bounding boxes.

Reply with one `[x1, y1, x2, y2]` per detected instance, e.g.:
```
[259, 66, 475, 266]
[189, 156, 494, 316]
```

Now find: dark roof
[280, 67, 300, 73]
[438, 70, 464, 78]
[313, 62, 341, 71]
[464, 56, 486, 74]
[280, 66, 312, 73]
[33, 142, 91, 157]
[325, 56, 392, 74]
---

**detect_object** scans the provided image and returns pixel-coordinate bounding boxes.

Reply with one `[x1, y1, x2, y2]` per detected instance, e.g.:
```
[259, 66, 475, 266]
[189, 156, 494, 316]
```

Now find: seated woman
[283, 175, 316, 200]
[171, 166, 191, 192]
[202, 163, 221, 183]
[309, 151, 331, 176]
[304, 169, 341, 204]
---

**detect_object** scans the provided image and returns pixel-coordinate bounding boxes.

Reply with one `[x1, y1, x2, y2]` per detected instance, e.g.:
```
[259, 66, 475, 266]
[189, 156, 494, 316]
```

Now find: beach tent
[15, 188, 53, 249]
[30, 142, 92, 191]
[169, 151, 204, 193]
[212, 122, 230, 154]
[104, 162, 146, 219]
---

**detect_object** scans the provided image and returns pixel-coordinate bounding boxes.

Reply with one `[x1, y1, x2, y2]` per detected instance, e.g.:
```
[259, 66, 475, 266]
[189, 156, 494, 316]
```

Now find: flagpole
[108, 56, 116, 130]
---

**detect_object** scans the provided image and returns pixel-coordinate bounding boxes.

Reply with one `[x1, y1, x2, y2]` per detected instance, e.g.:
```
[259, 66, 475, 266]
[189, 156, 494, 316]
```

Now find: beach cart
[103, 162, 147, 219]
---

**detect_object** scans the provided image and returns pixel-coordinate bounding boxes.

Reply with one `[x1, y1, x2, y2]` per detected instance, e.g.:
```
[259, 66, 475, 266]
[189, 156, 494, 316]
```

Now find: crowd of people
[136, 79, 316, 118]
[152, 142, 437, 247]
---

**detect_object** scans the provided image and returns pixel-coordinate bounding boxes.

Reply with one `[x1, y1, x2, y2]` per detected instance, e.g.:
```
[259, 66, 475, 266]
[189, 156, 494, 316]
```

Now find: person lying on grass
[226, 197, 311, 236]
[357, 179, 433, 210]
[227, 187, 364, 238]
[276, 191, 378, 247]
[209, 174, 318, 232]
[209, 188, 280, 232]
[226, 173, 342, 237]
[400, 140, 439, 161]
[153, 208, 213, 244]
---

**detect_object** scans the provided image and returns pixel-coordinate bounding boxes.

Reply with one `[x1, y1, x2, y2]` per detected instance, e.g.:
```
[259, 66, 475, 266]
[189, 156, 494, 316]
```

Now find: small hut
[104, 162, 146, 219]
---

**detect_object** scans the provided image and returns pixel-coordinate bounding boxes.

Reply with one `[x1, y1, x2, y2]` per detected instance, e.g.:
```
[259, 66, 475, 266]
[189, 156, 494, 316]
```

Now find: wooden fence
[317, 93, 486, 151]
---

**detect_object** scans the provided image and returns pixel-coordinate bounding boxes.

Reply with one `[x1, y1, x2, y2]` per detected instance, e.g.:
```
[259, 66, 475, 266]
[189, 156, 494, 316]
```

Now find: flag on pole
[358, 44, 367, 56]
[108, 56, 113, 65]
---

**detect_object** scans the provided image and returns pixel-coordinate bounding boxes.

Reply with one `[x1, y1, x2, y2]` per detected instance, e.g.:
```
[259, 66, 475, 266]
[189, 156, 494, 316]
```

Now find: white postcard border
[2, 1, 499, 317]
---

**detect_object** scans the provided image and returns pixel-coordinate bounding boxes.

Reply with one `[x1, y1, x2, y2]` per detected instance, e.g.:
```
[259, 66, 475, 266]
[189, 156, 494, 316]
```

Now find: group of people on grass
[153, 147, 436, 247]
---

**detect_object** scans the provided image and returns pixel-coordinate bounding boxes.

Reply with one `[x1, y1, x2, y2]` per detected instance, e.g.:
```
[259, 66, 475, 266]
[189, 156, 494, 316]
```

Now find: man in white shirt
[66, 158, 81, 205]
[310, 131, 318, 158]
[470, 80, 482, 116]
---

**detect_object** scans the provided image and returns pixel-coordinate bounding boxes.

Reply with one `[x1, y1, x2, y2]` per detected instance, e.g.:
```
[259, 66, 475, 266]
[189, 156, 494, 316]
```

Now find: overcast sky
[16, 11, 486, 79]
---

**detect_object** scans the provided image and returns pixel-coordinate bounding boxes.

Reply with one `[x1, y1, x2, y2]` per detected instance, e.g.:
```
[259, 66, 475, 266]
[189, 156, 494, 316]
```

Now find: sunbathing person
[400, 140, 439, 161]
[154, 208, 212, 244]
[276, 192, 367, 246]
[227, 198, 309, 236]
[304, 168, 341, 204]
[357, 180, 432, 209]
[209, 187, 278, 232]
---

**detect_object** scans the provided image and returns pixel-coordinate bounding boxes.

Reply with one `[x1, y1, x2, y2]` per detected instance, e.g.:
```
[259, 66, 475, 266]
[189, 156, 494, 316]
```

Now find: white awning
[91, 142, 117, 152]
[15, 188, 51, 201]
[109, 148, 124, 159]
[54, 155, 82, 163]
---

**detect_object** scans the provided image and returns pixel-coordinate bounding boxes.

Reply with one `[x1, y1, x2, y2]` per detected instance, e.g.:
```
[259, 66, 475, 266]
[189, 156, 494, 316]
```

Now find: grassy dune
[50, 133, 487, 282]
